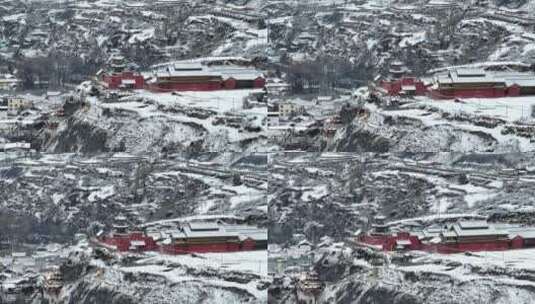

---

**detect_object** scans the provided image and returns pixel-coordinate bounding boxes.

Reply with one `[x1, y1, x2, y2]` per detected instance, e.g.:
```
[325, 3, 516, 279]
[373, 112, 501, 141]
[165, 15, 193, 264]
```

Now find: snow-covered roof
[130, 240, 146, 246]
[396, 239, 412, 246]
[173, 62, 203, 71]
[457, 221, 489, 229]
[188, 222, 220, 231]
[452, 222, 508, 237]
[156, 69, 221, 78]
[181, 226, 234, 239]
[151, 57, 252, 69]
[509, 228, 535, 239]
[428, 61, 531, 74]
[0, 142, 31, 150]
[435, 68, 504, 85]
[401, 85, 416, 91]
[224, 225, 267, 241]
[161, 222, 267, 240]
[214, 67, 263, 80]
[442, 230, 456, 238]
[155, 64, 263, 80]
[504, 78, 535, 87]
[454, 68, 486, 77]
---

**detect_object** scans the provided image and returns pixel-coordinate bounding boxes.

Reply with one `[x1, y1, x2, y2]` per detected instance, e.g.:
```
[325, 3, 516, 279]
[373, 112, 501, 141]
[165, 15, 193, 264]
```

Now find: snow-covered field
[137, 89, 265, 115]
[417, 96, 535, 123]
[427, 247, 535, 271]
[114, 250, 269, 301]
[134, 250, 268, 276]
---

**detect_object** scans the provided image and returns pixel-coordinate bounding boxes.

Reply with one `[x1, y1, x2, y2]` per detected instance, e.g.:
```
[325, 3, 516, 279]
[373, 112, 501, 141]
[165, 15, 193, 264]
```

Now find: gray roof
[173, 62, 203, 71]
[458, 220, 489, 230]
[452, 222, 508, 237]
[188, 222, 219, 231]
[161, 223, 267, 240]
[454, 68, 486, 77]
[508, 228, 535, 239]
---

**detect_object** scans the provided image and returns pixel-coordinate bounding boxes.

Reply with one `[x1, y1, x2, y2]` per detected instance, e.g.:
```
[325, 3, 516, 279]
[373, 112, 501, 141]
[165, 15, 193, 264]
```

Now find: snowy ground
[68, 88, 267, 152]
[424, 247, 535, 271]
[136, 89, 265, 115]
[114, 250, 269, 301]
[134, 250, 268, 276]
[363, 97, 535, 152]
[416, 96, 535, 123]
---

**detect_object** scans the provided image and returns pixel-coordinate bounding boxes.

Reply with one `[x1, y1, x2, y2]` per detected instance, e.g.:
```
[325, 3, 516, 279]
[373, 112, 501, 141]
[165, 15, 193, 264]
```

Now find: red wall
[358, 234, 390, 246]
[359, 232, 518, 254]
[254, 77, 266, 88]
[507, 85, 521, 97]
[431, 241, 510, 254]
[100, 233, 158, 252]
[511, 236, 524, 249]
[99, 233, 257, 254]
[150, 82, 223, 92]
[380, 77, 426, 96]
[161, 242, 243, 254]
[224, 78, 237, 89]
[100, 235, 131, 251]
[146, 75, 265, 92]
[241, 238, 256, 251]
[103, 72, 144, 90]
[429, 87, 507, 99]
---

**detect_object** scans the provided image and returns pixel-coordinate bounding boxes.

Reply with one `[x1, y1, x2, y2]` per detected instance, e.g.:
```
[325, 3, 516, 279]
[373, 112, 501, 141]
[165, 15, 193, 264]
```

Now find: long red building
[357, 219, 535, 254]
[147, 62, 265, 92]
[378, 67, 535, 99]
[96, 218, 267, 254]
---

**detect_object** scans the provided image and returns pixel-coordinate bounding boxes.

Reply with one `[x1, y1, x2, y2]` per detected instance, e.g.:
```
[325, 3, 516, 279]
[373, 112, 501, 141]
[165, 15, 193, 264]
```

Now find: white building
[267, 111, 280, 127]
[7, 97, 32, 114]
[0, 75, 21, 91]
[279, 102, 305, 117]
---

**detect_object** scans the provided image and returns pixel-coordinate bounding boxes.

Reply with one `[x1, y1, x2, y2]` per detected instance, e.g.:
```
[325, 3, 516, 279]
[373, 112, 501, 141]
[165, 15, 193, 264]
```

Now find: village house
[267, 104, 280, 127]
[265, 79, 290, 97]
[0, 74, 20, 91]
[278, 102, 305, 117]
[6, 96, 32, 114]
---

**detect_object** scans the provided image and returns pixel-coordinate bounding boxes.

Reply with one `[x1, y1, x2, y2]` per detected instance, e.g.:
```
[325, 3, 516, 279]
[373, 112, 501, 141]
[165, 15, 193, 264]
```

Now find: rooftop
[458, 220, 489, 230]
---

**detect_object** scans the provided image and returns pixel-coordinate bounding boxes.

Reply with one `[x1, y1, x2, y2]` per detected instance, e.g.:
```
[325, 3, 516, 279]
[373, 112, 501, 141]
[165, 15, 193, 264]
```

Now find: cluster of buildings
[357, 216, 535, 254]
[379, 61, 535, 100]
[96, 215, 267, 254]
[99, 56, 266, 92]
